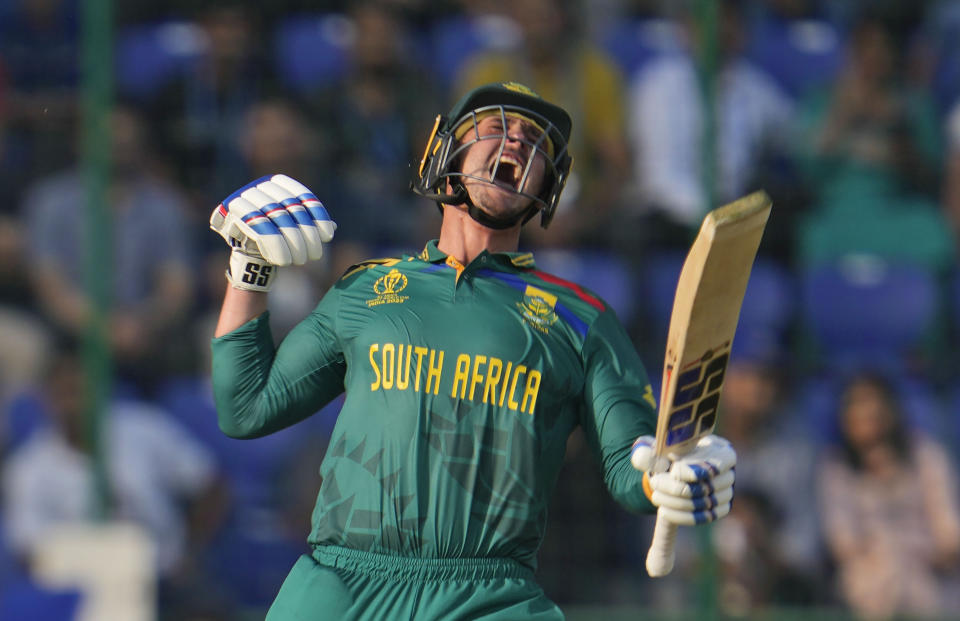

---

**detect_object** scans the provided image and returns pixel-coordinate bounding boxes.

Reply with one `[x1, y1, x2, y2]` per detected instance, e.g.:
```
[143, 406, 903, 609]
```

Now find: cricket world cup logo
[368, 269, 410, 307]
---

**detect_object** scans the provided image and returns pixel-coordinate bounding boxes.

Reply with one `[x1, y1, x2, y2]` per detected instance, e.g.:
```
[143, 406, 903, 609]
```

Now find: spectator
[713, 487, 817, 615]
[1, 344, 232, 618]
[793, 11, 954, 272]
[143, 2, 274, 206]
[817, 371, 960, 619]
[206, 97, 336, 338]
[453, 0, 632, 248]
[625, 0, 796, 257]
[23, 104, 194, 392]
[299, 1, 440, 276]
[0, 0, 80, 182]
[0, 54, 52, 403]
[714, 342, 822, 610]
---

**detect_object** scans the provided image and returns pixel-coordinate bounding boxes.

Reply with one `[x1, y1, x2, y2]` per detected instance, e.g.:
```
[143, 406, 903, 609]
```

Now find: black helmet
[412, 81, 573, 229]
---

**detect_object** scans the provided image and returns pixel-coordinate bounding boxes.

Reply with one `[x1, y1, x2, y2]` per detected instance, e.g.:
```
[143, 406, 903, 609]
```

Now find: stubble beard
[462, 177, 532, 219]
[461, 154, 544, 220]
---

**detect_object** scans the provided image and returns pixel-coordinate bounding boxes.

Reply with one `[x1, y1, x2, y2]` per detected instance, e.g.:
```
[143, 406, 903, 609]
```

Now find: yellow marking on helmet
[418, 114, 443, 178]
[452, 110, 555, 158]
[501, 82, 541, 98]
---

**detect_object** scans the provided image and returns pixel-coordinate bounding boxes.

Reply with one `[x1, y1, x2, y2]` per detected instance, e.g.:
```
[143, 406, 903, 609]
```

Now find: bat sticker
[665, 342, 731, 447]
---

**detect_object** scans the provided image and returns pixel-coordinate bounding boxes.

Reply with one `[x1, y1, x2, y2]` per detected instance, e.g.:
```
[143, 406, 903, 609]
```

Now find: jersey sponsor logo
[368, 343, 542, 415]
[367, 269, 410, 307]
[516, 285, 558, 333]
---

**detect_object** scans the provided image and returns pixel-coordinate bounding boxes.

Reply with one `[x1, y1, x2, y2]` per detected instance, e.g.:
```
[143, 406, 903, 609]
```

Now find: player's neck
[437, 205, 521, 265]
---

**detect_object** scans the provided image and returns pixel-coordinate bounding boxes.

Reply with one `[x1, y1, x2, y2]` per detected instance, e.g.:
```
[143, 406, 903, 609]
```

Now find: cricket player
[210, 82, 737, 619]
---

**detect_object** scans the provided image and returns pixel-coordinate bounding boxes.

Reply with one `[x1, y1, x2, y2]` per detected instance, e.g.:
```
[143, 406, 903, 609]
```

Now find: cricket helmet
[412, 81, 573, 229]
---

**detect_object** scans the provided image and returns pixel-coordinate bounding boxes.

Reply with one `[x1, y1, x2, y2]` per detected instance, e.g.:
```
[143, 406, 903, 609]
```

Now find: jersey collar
[418, 239, 536, 270]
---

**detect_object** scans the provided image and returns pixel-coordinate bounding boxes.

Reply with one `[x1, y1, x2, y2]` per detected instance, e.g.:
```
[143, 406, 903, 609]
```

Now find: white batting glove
[630, 435, 736, 526]
[210, 174, 337, 292]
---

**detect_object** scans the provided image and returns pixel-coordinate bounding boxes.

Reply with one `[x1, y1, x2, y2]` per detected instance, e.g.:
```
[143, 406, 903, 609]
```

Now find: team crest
[517, 285, 558, 333]
[367, 269, 410, 307]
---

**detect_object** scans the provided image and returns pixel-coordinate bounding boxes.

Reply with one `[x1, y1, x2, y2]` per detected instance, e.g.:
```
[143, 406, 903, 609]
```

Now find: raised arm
[214, 287, 268, 337]
[209, 175, 340, 437]
[209, 173, 336, 335]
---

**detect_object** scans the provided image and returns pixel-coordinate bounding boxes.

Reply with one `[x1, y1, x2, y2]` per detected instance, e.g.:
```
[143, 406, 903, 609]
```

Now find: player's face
[458, 112, 549, 220]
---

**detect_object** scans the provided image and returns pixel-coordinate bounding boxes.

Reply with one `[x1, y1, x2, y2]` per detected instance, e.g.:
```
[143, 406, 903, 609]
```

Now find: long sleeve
[578, 308, 657, 514]
[211, 289, 347, 439]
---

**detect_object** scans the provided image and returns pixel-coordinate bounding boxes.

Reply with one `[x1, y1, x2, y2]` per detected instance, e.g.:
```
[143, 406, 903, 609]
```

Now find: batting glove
[630, 435, 736, 526]
[210, 174, 336, 292]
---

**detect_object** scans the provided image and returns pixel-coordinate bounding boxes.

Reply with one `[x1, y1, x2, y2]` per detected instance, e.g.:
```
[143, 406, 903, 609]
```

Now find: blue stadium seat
[274, 14, 352, 92]
[739, 258, 797, 334]
[427, 14, 522, 88]
[796, 370, 946, 445]
[640, 249, 686, 330]
[3, 390, 49, 451]
[642, 252, 795, 340]
[799, 257, 939, 370]
[928, 2, 960, 115]
[746, 15, 845, 99]
[598, 17, 684, 79]
[3, 380, 140, 453]
[0, 577, 82, 621]
[116, 21, 205, 99]
[0, 1, 14, 29]
[157, 376, 340, 511]
[534, 248, 636, 326]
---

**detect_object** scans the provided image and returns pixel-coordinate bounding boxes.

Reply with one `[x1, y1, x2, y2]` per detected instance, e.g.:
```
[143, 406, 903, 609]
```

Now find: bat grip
[646, 510, 678, 577]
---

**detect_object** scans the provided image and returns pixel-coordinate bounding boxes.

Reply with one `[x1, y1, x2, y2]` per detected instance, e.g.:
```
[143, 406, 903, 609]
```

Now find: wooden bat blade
[646, 190, 771, 578]
[654, 190, 771, 458]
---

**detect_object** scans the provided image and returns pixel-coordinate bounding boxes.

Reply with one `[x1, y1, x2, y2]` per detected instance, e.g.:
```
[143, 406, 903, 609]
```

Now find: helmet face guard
[413, 83, 573, 229]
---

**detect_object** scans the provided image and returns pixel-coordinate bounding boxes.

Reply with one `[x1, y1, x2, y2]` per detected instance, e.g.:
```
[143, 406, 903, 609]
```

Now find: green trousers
[265, 546, 564, 620]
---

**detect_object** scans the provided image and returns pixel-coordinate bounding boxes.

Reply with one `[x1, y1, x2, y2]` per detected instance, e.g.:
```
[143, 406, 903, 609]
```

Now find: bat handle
[646, 510, 678, 577]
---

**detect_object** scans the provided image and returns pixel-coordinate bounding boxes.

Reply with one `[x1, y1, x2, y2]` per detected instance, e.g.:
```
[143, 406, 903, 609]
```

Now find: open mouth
[490, 154, 524, 189]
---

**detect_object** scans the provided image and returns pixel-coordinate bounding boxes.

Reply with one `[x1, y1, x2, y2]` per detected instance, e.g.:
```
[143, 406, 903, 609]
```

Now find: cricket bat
[645, 190, 771, 578]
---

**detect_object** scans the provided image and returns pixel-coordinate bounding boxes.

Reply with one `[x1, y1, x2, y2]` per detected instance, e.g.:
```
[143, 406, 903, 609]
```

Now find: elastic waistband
[312, 545, 534, 582]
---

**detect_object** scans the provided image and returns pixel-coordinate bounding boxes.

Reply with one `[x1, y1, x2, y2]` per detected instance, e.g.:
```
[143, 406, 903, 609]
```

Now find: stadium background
[1, 0, 959, 619]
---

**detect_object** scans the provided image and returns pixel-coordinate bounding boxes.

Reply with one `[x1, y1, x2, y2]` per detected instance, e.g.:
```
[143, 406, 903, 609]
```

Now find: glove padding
[631, 434, 736, 526]
[210, 174, 336, 291]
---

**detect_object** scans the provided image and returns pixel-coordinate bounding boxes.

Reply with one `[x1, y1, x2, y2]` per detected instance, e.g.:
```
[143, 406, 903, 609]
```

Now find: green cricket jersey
[212, 240, 657, 570]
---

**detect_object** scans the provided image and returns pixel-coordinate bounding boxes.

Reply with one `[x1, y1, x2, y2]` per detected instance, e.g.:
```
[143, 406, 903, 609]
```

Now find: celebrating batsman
[210, 82, 736, 619]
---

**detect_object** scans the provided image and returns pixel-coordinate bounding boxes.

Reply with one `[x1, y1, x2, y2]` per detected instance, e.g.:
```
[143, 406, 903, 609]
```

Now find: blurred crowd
[2, 0, 960, 619]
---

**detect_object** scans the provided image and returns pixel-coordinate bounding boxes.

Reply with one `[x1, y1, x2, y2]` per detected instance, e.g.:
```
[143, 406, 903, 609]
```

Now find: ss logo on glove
[241, 262, 273, 287]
